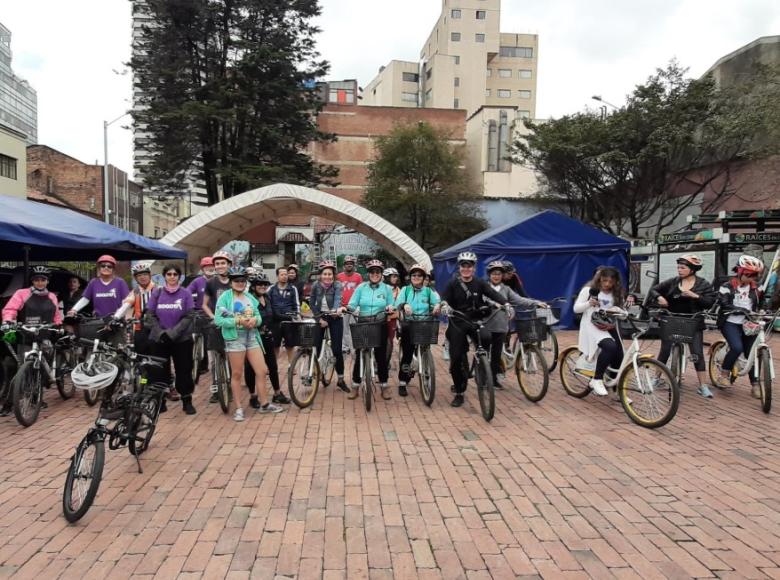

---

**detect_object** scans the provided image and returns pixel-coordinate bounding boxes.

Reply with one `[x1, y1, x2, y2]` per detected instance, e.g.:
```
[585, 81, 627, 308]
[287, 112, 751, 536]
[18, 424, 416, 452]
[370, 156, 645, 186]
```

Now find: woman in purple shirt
[67, 255, 130, 318]
[145, 264, 197, 415]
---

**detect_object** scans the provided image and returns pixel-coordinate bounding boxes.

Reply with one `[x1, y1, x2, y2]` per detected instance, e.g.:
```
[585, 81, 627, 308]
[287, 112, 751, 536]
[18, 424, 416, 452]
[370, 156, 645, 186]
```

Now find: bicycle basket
[282, 321, 317, 348]
[515, 314, 548, 343]
[350, 320, 385, 350]
[409, 319, 440, 345]
[658, 315, 699, 344]
[205, 323, 225, 351]
[77, 319, 125, 346]
[193, 313, 211, 334]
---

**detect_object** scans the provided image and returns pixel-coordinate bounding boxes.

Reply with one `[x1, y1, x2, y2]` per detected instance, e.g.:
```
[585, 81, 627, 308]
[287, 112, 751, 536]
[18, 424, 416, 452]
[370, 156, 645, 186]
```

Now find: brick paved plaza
[1, 331, 779, 579]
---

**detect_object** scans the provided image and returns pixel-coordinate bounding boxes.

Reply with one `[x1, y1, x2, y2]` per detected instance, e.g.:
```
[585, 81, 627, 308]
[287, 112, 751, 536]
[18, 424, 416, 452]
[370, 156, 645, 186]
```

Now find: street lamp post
[591, 95, 619, 110]
[103, 111, 130, 224]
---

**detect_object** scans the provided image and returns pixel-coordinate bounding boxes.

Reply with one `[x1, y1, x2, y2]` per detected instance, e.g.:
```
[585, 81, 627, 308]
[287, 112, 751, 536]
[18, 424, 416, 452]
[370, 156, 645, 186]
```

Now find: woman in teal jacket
[215, 267, 284, 421]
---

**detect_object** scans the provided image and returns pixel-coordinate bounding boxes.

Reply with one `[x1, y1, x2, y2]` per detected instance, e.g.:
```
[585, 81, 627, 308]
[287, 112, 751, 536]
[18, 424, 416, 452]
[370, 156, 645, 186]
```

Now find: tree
[130, 0, 337, 206]
[513, 61, 780, 239]
[363, 122, 487, 255]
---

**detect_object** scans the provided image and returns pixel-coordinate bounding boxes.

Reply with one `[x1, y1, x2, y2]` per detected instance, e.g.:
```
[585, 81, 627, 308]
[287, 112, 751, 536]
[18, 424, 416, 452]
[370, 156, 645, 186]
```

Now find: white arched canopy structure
[160, 184, 432, 270]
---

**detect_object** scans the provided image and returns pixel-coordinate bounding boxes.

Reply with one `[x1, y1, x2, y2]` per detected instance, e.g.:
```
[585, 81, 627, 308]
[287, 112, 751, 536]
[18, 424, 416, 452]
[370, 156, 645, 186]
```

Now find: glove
[160, 331, 172, 344]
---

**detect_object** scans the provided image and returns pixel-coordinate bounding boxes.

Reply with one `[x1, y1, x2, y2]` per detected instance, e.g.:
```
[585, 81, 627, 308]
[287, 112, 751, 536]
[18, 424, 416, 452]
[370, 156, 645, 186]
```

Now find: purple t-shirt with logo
[83, 278, 130, 317]
[146, 286, 194, 330]
[187, 276, 208, 310]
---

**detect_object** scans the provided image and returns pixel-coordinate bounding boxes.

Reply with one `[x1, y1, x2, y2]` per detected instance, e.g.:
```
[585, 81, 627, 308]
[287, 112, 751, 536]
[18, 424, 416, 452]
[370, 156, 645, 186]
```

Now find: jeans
[313, 317, 345, 375]
[721, 321, 759, 382]
[658, 331, 705, 372]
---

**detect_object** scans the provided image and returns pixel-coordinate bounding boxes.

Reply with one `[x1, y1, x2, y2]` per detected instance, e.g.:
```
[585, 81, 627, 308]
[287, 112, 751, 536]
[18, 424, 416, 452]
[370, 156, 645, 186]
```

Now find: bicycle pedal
[209, 384, 218, 394]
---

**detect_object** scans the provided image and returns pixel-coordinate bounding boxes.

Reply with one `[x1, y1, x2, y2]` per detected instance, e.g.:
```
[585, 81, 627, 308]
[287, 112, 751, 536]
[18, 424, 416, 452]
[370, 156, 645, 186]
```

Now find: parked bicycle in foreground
[398, 313, 439, 406]
[284, 313, 339, 408]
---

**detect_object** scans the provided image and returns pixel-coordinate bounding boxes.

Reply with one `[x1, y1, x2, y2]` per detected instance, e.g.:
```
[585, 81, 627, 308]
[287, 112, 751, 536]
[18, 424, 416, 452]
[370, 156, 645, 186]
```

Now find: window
[518, 90, 532, 99]
[485, 89, 491, 96]
[402, 92, 418, 103]
[476, 10, 486, 19]
[519, 69, 532, 79]
[425, 89, 432, 101]
[498, 68, 512, 78]
[499, 46, 534, 58]
[517, 110, 531, 119]
[475, 33, 485, 43]
[451, 9, 461, 18]
[497, 89, 511, 98]
[451, 32, 461, 41]
[0, 154, 17, 180]
[454, 77, 460, 87]
[486, 68, 492, 77]
[454, 98, 460, 108]
[402, 72, 419, 83]
[453, 55, 460, 65]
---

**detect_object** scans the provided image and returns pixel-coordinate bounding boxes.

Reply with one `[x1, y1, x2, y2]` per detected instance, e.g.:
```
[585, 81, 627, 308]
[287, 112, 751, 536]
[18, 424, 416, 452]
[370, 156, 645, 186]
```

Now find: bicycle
[5, 322, 78, 427]
[0, 325, 21, 415]
[62, 339, 168, 522]
[284, 313, 339, 408]
[446, 306, 503, 422]
[71, 316, 128, 407]
[708, 308, 777, 414]
[398, 313, 439, 406]
[349, 311, 388, 413]
[559, 308, 679, 429]
[655, 309, 717, 388]
[508, 309, 550, 403]
[191, 312, 209, 384]
[205, 321, 231, 414]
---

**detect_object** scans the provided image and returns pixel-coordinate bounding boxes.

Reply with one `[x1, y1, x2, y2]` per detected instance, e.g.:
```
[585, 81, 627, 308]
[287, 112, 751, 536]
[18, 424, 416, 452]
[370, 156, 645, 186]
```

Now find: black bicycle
[62, 339, 168, 523]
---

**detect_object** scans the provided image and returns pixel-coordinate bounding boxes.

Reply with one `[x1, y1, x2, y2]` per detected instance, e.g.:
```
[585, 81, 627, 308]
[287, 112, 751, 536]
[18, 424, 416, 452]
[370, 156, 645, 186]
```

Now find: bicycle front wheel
[289, 349, 320, 409]
[669, 343, 683, 387]
[475, 354, 495, 422]
[708, 340, 728, 387]
[515, 345, 549, 403]
[214, 353, 230, 414]
[63, 435, 105, 523]
[191, 336, 203, 384]
[419, 347, 436, 406]
[539, 330, 559, 373]
[12, 361, 43, 427]
[362, 350, 373, 413]
[319, 344, 335, 387]
[559, 346, 591, 398]
[619, 358, 679, 429]
[129, 393, 163, 456]
[759, 348, 772, 414]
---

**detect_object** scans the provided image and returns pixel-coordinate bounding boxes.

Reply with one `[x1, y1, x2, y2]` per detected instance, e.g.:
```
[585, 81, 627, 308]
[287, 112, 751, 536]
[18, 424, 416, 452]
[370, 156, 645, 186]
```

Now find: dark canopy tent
[433, 210, 630, 328]
[0, 195, 187, 261]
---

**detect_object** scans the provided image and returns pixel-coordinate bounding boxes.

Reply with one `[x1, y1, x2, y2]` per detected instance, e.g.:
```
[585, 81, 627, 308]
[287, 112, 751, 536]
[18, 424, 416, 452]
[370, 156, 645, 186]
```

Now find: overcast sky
[2, 0, 778, 177]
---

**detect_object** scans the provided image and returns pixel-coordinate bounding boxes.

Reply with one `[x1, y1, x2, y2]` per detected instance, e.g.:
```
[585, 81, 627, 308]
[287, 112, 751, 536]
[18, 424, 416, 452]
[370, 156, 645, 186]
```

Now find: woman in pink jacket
[2, 266, 62, 326]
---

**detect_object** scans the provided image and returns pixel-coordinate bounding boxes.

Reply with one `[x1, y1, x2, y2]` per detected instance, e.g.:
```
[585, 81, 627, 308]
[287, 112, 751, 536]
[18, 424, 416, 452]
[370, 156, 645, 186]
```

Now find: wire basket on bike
[408, 319, 440, 345]
[77, 319, 125, 346]
[658, 315, 699, 344]
[282, 321, 317, 348]
[515, 310, 548, 343]
[350, 319, 385, 350]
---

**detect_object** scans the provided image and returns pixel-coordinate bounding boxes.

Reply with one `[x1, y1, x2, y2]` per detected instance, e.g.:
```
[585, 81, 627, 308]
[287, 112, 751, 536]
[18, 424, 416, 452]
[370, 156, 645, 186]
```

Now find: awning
[0, 194, 187, 261]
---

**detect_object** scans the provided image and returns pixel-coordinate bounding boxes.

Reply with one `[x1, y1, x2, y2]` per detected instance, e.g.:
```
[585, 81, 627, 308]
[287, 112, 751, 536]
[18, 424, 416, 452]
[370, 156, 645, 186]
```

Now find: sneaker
[272, 391, 291, 404]
[442, 347, 450, 362]
[697, 385, 714, 399]
[493, 380, 504, 390]
[182, 398, 197, 415]
[380, 383, 392, 400]
[348, 383, 360, 400]
[451, 394, 464, 407]
[398, 383, 408, 397]
[590, 379, 608, 396]
[249, 396, 261, 410]
[751, 383, 762, 399]
[233, 408, 245, 422]
[259, 402, 285, 414]
[337, 378, 349, 393]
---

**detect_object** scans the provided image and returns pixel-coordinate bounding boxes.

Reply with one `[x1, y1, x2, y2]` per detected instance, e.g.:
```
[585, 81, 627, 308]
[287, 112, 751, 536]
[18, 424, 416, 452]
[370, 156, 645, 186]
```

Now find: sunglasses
[165, 272, 179, 277]
[411, 273, 424, 277]
[99, 264, 114, 269]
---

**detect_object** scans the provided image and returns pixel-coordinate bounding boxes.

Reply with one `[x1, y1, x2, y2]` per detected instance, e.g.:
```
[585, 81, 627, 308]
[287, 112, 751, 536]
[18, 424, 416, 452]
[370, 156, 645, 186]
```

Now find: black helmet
[502, 261, 515, 274]
[250, 271, 270, 285]
[30, 265, 51, 279]
[227, 266, 248, 280]
[591, 311, 616, 331]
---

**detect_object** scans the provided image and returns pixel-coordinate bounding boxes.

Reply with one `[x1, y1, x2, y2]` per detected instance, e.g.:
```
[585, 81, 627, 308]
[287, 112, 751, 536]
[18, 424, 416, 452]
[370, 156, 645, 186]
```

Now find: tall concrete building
[362, 0, 539, 199]
[0, 22, 37, 144]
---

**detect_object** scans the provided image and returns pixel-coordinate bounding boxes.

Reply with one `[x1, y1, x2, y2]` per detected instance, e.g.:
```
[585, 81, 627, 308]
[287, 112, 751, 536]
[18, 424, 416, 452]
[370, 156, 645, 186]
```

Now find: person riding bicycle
[214, 266, 284, 421]
[342, 259, 396, 400]
[188, 257, 215, 311]
[310, 260, 349, 393]
[268, 266, 301, 363]
[113, 262, 156, 354]
[573, 266, 629, 397]
[716, 255, 765, 398]
[647, 254, 717, 398]
[246, 272, 290, 407]
[439, 252, 510, 408]
[67, 255, 130, 318]
[484, 261, 545, 389]
[395, 264, 441, 397]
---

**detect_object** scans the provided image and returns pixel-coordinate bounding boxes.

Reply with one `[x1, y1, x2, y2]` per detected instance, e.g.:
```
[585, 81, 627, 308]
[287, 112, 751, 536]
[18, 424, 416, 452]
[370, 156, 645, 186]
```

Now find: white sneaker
[233, 408, 245, 422]
[590, 379, 608, 396]
[442, 347, 450, 361]
[258, 403, 285, 414]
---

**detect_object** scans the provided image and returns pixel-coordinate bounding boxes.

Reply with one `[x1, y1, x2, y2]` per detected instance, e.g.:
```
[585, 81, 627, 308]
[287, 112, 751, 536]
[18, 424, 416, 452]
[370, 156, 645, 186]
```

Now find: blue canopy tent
[433, 210, 630, 329]
[0, 194, 187, 261]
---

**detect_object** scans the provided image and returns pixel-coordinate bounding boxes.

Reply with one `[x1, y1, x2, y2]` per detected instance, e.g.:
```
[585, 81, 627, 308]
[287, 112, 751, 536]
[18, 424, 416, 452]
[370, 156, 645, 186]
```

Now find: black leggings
[490, 332, 506, 383]
[352, 334, 389, 384]
[595, 331, 623, 380]
[314, 317, 345, 375]
[657, 332, 705, 372]
[245, 332, 280, 394]
[150, 339, 195, 398]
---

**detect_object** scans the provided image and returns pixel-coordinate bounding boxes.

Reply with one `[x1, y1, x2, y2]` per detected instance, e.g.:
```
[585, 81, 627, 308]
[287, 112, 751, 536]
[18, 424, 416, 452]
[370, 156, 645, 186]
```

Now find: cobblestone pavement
[0, 330, 779, 579]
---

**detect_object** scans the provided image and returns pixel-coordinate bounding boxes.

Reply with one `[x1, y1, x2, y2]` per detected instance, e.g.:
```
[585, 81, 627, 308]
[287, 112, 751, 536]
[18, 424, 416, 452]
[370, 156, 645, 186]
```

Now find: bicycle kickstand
[134, 453, 143, 474]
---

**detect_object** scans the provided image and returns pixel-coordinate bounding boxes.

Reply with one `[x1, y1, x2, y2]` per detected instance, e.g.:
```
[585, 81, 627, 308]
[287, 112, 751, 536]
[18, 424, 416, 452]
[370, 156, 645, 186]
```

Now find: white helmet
[457, 251, 477, 265]
[383, 268, 399, 277]
[71, 360, 119, 392]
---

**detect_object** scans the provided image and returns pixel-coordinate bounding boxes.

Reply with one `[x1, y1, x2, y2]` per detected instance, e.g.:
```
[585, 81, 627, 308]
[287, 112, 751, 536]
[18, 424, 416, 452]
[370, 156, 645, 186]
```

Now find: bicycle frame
[733, 319, 776, 380]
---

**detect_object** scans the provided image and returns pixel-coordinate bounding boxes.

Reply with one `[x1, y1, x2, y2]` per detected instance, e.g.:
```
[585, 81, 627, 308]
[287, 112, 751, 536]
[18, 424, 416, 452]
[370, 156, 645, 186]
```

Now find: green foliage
[514, 61, 780, 239]
[129, 0, 337, 205]
[364, 122, 487, 255]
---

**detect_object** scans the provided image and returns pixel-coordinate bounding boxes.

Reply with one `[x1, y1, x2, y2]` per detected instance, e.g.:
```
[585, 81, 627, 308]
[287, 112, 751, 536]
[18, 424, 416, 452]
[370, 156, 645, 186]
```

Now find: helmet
[737, 255, 764, 274]
[96, 255, 117, 266]
[251, 271, 270, 285]
[365, 259, 384, 272]
[30, 265, 51, 279]
[246, 266, 257, 277]
[486, 260, 506, 273]
[71, 360, 119, 392]
[676, 254, 702, 272]
[227, 266, 248, 280]
[590, 311, 616, 331]
[131, 263, 151, 276]
[457, 251, 477, 265]
[318, 260, 336, 273]
[344, 255, 357, 264]
[200, 257, 214, 268]
[502, 261, 516, 274]
[212, 250, 233, 264]
[408, 263, 427, 276]
[383, 268, 399, 277]
[287, 263, 299, 271]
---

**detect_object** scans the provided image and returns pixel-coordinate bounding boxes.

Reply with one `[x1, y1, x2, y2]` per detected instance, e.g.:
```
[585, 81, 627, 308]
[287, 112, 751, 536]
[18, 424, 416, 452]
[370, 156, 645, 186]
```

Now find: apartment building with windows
[0, 22, 37, 145]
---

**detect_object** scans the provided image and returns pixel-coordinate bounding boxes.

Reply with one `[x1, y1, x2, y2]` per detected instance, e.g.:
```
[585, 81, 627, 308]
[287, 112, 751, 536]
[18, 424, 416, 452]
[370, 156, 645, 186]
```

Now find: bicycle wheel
[539, 330, 559, 373]
[214, 353, 230, 414]
[56, 350, 76, 400]
[62, 434, 105, 523]
[190, 336, 203, 384]
[708, 340, 728, 386]
[319, 343, 335, 387]
[12, 361, 43, 427]
[515, 344, 549, 403]
[758, 348, 772, 414]
[618, 358, 679, 429]
[475, 354, 495, 422]
[289, 349, 320, 409]
[559, 346, 592, 398]
[669, 343, 683, 387]
[420, 347, 436, 406]
[129, 393, 162, 456]
[362, 350, 373, 413]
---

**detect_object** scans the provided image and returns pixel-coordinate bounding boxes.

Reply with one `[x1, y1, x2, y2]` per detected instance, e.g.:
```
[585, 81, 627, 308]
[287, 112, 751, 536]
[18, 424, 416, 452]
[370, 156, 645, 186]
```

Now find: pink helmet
[200, 256, 214, 268]
[365, 259, 384, 272]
